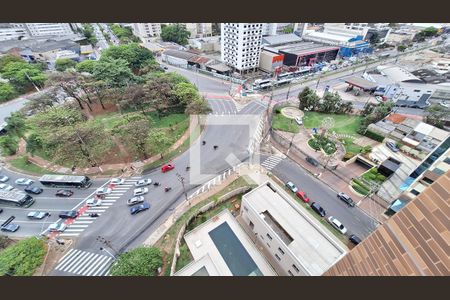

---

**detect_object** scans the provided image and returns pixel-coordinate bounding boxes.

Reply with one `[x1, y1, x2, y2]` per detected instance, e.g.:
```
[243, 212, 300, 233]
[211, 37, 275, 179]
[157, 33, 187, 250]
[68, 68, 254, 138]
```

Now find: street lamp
[176, 173, 190, 205]
[100, 247, 116, 259]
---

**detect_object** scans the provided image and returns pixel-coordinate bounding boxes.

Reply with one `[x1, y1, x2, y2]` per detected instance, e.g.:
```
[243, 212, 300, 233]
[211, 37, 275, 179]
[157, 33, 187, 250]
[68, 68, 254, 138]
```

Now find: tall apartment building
[132, 23, 161, 43]
[23, 23, 74, 37]
[0, 23, 29, 41]
[324, 170, 450, 276]
[221, 23, 263, 73]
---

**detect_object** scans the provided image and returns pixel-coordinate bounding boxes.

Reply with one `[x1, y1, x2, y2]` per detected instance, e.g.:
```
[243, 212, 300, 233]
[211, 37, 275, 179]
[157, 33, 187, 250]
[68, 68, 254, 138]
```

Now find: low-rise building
[240, 181, 347, 276]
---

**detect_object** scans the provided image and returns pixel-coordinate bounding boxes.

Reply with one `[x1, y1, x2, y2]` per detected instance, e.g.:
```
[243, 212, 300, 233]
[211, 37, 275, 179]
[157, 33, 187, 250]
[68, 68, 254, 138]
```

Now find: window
[410, 189, 420, 196]
[249, 221, 254, 230]
[266, 243, 271, 248]
[292, 264, 300, 273]
[244, 206, 248, 212]
[275, 254, 281, 261]
[444, 157, 450, 165]
[288, 270, 294, 276]
[278, 247, 285, 255]
[266, 233, 272, 240]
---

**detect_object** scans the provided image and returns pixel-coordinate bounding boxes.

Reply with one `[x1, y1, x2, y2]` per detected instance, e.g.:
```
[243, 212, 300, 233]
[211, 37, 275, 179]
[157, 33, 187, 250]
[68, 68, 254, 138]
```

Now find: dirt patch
[281, 106, 304, 119]
[82, 102, 118, 118]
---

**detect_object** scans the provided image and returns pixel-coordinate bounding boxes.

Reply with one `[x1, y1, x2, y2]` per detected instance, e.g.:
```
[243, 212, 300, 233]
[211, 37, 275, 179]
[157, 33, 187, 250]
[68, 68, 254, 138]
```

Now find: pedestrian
[71, 165, 76, 172]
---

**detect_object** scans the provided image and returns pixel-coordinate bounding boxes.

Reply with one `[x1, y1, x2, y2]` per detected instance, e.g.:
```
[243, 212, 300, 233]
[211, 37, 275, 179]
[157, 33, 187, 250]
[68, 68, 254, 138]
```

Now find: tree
[0, 135, 18, 155]
[75, 60, 97, 74]
[161, 24, 191, 45]
[117, 119, 151, 159]
[30, 106, 85, 130]
[185, 98, 211, 115]
[358, 101, 395, 133]
[110, 24, 140, 44]
[24, 89, 63, 113]
[26, 133, 43, 155]
[282, 25, 294, 34]
[425, 104, 448, 129]
[47, 72, 91, 111]
[320, 92, 342, 113]
[81, 24, 98, 46]
[144, 76, 175, 118]
[0, 61, 46, 92]
[55, 58, 77, 72]
[110, 247, 162, 276]
[5, 112, 26, 137]
[174, 82, 200, 105]
[0, 82, 18, 102]
[101, 43, 154, 73]
[298, 87, 320, 111]
[397, 44, 407, 52]
[92, 57, 136, 87]
[0, 55, 23, 72]
[0, 237, 46, 276]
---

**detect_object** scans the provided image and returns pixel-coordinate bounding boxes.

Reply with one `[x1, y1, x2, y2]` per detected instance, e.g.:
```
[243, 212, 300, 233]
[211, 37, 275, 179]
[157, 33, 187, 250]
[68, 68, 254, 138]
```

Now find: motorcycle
[202, 140, 206, 145]
[89, 213, 99, 218]
[153, 182, 160, 186]
[164, 187, 172, 192]
[186, 166, 190, 171]
[213, 145, 218, 150]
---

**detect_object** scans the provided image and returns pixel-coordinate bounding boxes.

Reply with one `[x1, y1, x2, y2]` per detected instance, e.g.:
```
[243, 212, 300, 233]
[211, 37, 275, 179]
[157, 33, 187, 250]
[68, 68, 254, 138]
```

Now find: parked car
[0, 175, 9, 183]
[86, 198, 102, 207]
[0, 183, 14, 191]
[48, 222, 67, 233]
[161, 164, 175, 173]
[337, 192, 355, 207]
[24, 186, 43, 194]
[306, 156, 319, 167]
[127, 196, 145, 206]
[133, 187, 149, 196]
[130, 202, 150, 215]
[349, 234, 362, 245]
[285, 181, 298, 193]
[328, 216, 348, 234]
[59, 211, 78, 219]
[134, 179, 152, 187]
[96, 187, 112, 196]
[296, 191, 310, 203]
[15, 178, 34, 186]
[27, 211, 50, 220]
[109, 178, 125, 185]
[295, 116, 303, 125]
[56, 189, 74, 197]
[0, 208, 2, 214]
[386, 141, 399, 152]
[310, 202, 326, 217]
[1, 223, 20, 232]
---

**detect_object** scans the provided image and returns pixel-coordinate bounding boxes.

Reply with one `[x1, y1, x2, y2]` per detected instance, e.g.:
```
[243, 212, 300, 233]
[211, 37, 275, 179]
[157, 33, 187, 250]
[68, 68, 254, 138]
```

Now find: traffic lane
[207, 99, 237, 114]
[238, 101, 267, 115]
[269, 157, 377, 239]
[0, 97, 28, 123]
[0, 220, 55, 238]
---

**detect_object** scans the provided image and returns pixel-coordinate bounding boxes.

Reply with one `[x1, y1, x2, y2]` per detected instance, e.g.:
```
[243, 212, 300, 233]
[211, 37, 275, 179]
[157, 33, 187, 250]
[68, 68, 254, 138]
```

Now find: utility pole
[314, 75, 321, 92]
[176, 173, 189, 205]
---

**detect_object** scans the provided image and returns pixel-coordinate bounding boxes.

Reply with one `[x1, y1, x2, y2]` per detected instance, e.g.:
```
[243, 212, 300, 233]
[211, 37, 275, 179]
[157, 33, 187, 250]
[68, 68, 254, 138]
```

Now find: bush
[376, 174, 386, 182]
[352, 178, 370, 191]
[0, 135, 18, 155]
[352, 183, 370, 195]
[364, 130, 385, 142]
[0, 237, 46, 276]
[110, 247, 162, 276]
[343, 152, 355, 161]
[275, 108, 281, 114]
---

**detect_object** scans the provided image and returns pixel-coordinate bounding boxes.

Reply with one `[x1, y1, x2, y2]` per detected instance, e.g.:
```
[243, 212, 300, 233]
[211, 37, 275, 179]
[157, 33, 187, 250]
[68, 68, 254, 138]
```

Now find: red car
[161, 164, 175, 173]
[296, 191, 310, 203]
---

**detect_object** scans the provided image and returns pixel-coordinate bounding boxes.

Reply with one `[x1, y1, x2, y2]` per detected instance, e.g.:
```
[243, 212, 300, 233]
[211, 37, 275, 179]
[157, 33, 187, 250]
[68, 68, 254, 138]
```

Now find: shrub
[352, 183, 370, 195]
[352, 178, 370, 191]
[0, 237, 46, 276]
[275, 108, 281, 114]
[343, 152, 355, 161]
[376, 174, 386, 182]
[0, 135, 18, 155]
[364, 130, 385, 142]
[110, 247, 162, 276]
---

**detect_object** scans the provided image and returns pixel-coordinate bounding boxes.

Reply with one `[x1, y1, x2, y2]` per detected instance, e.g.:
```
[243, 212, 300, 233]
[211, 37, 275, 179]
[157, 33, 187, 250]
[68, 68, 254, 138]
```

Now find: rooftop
[162, 49, 197, 60]
[377, 65, 423, 83]
[344, 76, 378, 90]
[273, 41, 340, 57]
[262, 33, 302, 46]
[243, 181, 347, 276]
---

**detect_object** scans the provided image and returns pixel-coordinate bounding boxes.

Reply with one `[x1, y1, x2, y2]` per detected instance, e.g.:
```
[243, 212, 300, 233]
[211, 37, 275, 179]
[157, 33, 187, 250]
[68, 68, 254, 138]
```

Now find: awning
[344, 76, 378, 90]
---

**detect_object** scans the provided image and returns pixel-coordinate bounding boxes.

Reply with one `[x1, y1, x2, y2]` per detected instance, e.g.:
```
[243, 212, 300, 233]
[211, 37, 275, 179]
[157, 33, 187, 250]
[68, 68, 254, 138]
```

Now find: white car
[96, 187, 112, 196]
[0, 175, 9, 183]
[134, 179, 152, 187]
[86, 198, 102, 207]
[15, 178, 34, 186]
[0, 183, 14, 191]
[110, 178, 125, 185]
[439, 101, 449, 108]
[133, 187, 149, 196]
[48, 222, 67, 233]
[127, 196, 145, 206]
[294, 116, 303, 125]
[328, 216, 348, 234]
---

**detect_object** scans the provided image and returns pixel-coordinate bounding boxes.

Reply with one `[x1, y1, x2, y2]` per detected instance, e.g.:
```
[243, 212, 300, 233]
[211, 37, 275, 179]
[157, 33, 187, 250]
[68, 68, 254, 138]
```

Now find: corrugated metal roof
[262, 33, 302, 46]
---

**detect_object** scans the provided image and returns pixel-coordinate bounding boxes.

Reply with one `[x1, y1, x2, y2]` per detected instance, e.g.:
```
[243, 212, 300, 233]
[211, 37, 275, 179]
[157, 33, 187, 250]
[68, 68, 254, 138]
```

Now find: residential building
[325, 23, 391, 43]
[221, 23, 263, 73]
[174, 210, 276, 276]
[262, 23, 299, 36]
[184, 23, 213, 38]
[188, 36, 221, 52]
[23, 23, 74, 37]
[0, 23, 29, 41]
[324, 170, 450, 276]
[132, 23, 161, 43]
[240, 181, 347, 276]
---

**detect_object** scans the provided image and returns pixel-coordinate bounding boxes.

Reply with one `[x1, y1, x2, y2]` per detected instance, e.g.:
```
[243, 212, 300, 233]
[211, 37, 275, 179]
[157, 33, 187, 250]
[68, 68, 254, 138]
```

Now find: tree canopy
[0, 82, 17, 102]
[75, 59, 97, 74]
[101, 43, 154, 73]
[92, 57, 137, 87]
[425, 104, 448, 129]
[161, 24, 191, 45]
[0, 237, 46, 276]
[110, 247, 162, 276]
[81, 24, 98, 46]
[0, 60, 46, 93]
[55, 58, 77, 72]
[110, 24, 140, 44]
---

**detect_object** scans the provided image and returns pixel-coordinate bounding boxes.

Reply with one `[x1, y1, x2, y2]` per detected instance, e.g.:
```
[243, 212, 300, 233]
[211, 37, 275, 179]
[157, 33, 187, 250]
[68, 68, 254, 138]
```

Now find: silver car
[48, 222, 67, 232]
[133, 187, 149, 196]
[328, 216, 348, 234]
[15, 178, 34, 186]
[0, 175, 9, 183]
[127, 196, 145, 206]
[134, 179, 152, 187]
[0, 183, 14, 191]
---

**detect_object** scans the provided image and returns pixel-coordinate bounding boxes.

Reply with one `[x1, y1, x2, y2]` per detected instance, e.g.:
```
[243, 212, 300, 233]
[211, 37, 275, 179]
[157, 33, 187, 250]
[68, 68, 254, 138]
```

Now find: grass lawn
[9, 156, 61, 176]
[341, 137, 363, 154]
[302, 112, 362, 135]
[272, 113, 299, 133]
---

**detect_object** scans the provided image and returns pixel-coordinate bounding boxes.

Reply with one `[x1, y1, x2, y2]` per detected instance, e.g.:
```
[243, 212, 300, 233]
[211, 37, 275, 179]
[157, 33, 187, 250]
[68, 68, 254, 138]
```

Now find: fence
[170, 185, 253, 275]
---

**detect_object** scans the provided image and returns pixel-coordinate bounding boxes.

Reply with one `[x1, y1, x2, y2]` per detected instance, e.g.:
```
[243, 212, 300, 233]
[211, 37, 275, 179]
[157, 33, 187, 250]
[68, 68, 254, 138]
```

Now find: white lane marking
[83, 255, 108, 276]
[57, 248, 74, 264]
[69, 252, 95, 274]
[67, 225, 89, 228]
[91, 257, 113, 276]
[58, 233, 80, 237]
[72, 221, 93, 224]
[74, 253, 100, 275]
[55, 249, 81, 270]
[80, 254, 103, 275]
[64, 229, 85, 232]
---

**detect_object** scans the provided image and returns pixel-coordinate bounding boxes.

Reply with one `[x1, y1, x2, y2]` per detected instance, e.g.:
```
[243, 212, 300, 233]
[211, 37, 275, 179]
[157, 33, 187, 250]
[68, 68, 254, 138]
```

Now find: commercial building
[0, 23, 28, 41]
[324, 170, 450, 276]
[259, 50, 284, 73]
[161, 49, 197, 68]
[174, 210, 276, 276]
[269, 41, 339, 67]
[221, 23, 263, 73]
[240, 181, 347, 276]
[132, 23, 161, 42]
[262, 23, 299, 36]
[324, 23, 391, 43]
[188, 36, 220, 52]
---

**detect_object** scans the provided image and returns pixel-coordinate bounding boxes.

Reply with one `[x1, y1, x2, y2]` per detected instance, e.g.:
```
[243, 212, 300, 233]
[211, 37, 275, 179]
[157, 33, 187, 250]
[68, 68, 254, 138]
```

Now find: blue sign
[312, 128, 318, 134]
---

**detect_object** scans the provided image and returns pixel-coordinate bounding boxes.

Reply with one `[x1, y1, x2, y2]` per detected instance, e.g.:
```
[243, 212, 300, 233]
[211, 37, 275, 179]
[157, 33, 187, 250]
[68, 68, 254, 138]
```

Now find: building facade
[0, 23, 29, 41]
[132, 23, 161, 43]
[23, 23, 74, 37]
[221, 23, 263, 73]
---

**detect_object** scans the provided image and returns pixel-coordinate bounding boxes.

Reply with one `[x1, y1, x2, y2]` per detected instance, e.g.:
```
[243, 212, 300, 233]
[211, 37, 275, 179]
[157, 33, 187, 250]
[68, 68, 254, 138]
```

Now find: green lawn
[9, 156, 62, 176]
[341, 137, 363, 154]
[302, 112, 362, 135]
[272, 113, 299, 133]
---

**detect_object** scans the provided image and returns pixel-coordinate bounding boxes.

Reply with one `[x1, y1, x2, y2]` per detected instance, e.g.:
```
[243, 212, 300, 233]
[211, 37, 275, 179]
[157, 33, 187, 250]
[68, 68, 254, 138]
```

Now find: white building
[240, 181, 347, 276]
[323, 23, 391, 43]
[0, 23, 29, 41]
[184, 23, 212, 38]
[221, 23, 263, 73]
[23, 23, 74, 37]
[132, 23, 161, 43]
[262, 23, 299, 36]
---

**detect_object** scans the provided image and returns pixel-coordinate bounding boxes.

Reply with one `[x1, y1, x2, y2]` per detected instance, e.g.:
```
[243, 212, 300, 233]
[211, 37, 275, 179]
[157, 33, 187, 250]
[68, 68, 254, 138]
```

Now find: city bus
[39, 174, 92, 189]
[0, 190, 35, 208]
[253, 79, 274, 90]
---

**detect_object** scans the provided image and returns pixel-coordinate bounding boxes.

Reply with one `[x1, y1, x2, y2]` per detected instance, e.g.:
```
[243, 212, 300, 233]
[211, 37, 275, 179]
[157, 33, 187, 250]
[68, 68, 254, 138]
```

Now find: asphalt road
[261, 154, 378, 239]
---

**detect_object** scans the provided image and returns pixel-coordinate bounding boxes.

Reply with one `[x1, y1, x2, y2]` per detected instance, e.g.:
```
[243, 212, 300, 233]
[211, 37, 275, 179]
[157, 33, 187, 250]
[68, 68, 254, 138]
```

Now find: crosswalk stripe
[59, 233, 80, 237]
[120, 184, 133, 187]
[76, 253, 101, 275]
[68, 225, 89, 228]
[72, 221, 93, 224]
[64, 251, 91, 273]
[57, 248, 74, 264]
[83, 255, 108, 276]
[56, 249, 82, 271]
[91, 257, 113, 276]
[102, 203, 114, 206]
[105, 196, 120, 199]
[131, 177, 142, 179]
[86, 209, 106, 213]
[68, 252, 95, 273]
[65, 229, 85, 232]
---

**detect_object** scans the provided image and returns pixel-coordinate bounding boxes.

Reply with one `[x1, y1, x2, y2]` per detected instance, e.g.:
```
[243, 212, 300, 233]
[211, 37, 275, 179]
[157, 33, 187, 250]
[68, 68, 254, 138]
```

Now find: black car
[337, 192, 355, 207]
[130, 202, 150, 215]
[349, 235, 362, 245]
[310, 202, 326, 217]
[55, 189, 74, 197]
[0, 208, 3, 214]
[24, 186, 43, 194]
[59, 210, 78, 219]
[306, 156, 319, 167]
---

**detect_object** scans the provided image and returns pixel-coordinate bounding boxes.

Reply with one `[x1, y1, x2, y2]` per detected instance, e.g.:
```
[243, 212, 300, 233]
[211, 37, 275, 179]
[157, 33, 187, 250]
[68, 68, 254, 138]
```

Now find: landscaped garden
[308, 134, 337, 155]
[272, 109, 300, 133]
[351, 167, 386, 196]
